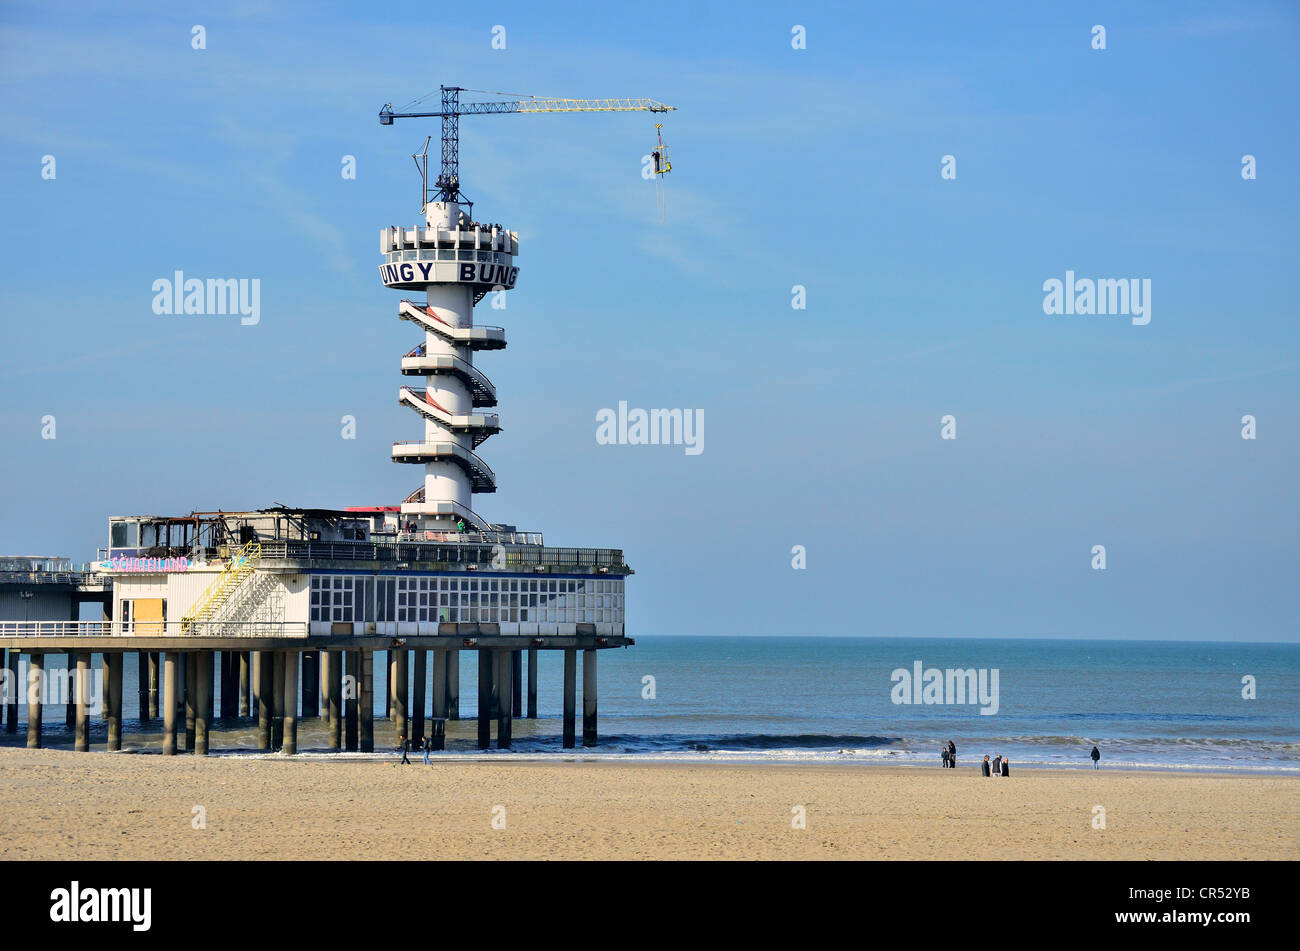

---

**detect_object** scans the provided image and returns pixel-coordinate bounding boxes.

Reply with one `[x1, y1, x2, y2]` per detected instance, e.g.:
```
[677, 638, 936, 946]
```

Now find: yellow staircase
[180, 541, 261, 634]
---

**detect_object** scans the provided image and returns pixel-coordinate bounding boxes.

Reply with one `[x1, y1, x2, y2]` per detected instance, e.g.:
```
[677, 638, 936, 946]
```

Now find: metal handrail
[0, 620, 308, 638]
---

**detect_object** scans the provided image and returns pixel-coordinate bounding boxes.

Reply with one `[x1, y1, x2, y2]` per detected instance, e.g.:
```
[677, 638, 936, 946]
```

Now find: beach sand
[1, 748, 1295, 860]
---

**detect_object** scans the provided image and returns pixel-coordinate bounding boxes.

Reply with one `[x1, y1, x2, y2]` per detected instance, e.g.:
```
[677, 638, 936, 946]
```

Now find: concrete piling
[256, 650, 273, 750]
[195, 652, 213, 756]
[65, 651, 75, 730]
[148, 652, 159, 719]
[271, 651, 285, 750]
[344, 651, 359, 751]
[582, 649, 598, 747]
[239, 651, 250, 718]
[412, 649, 426, 743]
[359, 650, 373, 753]
[527, 648, 538, 719]
[562, 648, 576, 749]
[137, 651, 150, 724]
[74, 652, 90, 752]
[282, 651, 299, 755]
[5, 648, 19, 733]
[302, 650, 319, 719]
[327, 650, 342, 750]
[26, 652, 44, 749]
[185, 652, 198, 753]
[511, 650, 522, 719]
[392, 649, 408, 746]
[497, 650, 513, 750]
[319, 650, 332, 721]
[162, 652, 178, 756]
[106, 652, 123, 752]
[477, 650, 491, 749]
[447, 649, 459, 720]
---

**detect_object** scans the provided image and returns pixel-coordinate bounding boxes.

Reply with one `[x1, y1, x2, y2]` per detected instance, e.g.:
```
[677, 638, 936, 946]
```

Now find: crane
[379, 86, 675, 211]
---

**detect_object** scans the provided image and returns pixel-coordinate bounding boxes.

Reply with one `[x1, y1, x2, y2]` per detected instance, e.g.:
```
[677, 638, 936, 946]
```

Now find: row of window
[382, 249, 512, 265]
[309, 575, 624, 625]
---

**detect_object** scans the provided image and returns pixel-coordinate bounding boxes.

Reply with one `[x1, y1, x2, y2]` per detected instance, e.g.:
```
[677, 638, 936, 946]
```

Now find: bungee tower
[381, 199, 517, 532]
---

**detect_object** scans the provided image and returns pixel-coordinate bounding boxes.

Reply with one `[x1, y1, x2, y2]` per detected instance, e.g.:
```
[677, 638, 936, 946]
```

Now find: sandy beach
[1, 748, 1295, 860]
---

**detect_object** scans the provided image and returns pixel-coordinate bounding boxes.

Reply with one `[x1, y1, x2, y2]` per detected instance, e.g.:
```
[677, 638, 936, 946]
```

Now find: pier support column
[74, 652, 90, 752]
[447, 650, 459, 720]
[107, 652, 123, 752]
[195, 652, 213, 756]
[271, 651, 286, 750]
[476, 651, 491, 750]
[0, 649, 5, 730]
[302, 650, 319, 719]
[137, 651, 150, 724]
[162, 652, 178, 756]
[219, 651, 234, 719]
[582, 649, 598, 747]
[239, 651, 250, 718]
[384, 651, 393, 720]
[562, 649, 576, 749]
[431, 650, 448, 751]
[100, 654, 110, 721]
[327, 651, 342, 750]
[148, 652, 159, 719]
[319, 651, 332, 722]
[256, 650, 273, 750]
[412, 649, 426, 743]
[64, 651, 75, 730]
[344, 651, 359, 752]
[185, 652, 198, 753]
[496, 650, 513, 750]
[26, 652, 44, 749]
[359, 650, 374, 753]
[282, 651, 298, 755]
[527, 648, 538, 719]
[5, 648, 19, 733]
[392, 649, 408, 747]
[511, 650, 522, 719]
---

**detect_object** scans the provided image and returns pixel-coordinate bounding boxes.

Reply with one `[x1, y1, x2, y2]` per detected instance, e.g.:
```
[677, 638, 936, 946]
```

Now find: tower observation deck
[382, 201, 519, 532]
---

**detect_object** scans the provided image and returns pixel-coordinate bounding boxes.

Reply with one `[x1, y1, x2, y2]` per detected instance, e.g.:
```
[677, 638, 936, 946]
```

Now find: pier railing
[0, 620, 308, 638]
[249, 539, 626, 569]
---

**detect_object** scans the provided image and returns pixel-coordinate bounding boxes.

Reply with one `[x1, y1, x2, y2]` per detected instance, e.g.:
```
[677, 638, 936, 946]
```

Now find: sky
[0, 1, 1296, 640]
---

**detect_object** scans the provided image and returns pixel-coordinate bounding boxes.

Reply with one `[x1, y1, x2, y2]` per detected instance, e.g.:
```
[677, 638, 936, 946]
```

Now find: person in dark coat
[941, 745, 950, 768]
[948, 740, 957, 768]
[981, 755, 991, 777]
[991, 754, 1002, 776]
[1000, 756, 1010, 777]
[398, 733, 410, 765]
[1091, 746, 1101, 770]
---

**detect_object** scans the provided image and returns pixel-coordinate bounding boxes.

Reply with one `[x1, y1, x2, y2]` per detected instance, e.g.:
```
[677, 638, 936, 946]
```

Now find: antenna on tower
[412, 136, 432, 212]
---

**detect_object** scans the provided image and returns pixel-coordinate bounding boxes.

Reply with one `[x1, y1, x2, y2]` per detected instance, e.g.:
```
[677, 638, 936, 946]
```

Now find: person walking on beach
[398, 734, 410, 765]
[1000, 756, 1010, 777]
[1091, 745, 1101, 770]
[948, 740, 957, 768]
[941, 744, 950, 768]
[422, 734, 432, 766]
[991, 754, 1002, 776]
[982, 754, 991, 777]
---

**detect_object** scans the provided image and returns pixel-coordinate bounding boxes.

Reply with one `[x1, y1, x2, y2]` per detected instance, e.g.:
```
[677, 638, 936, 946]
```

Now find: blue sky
[1, 1, 1296, 640]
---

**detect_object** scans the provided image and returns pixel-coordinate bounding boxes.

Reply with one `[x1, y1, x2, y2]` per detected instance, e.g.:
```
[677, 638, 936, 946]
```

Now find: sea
[3, 636, 1297, 773]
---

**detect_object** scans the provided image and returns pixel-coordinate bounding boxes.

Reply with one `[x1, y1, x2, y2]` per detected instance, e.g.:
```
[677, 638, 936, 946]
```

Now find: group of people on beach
[396, 734, 435, 765]
[981, 754, 1010, 776]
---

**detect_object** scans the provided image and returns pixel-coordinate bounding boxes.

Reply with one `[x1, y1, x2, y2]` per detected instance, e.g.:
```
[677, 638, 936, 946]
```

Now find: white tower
[381, 198, 520, 532]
